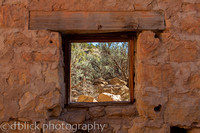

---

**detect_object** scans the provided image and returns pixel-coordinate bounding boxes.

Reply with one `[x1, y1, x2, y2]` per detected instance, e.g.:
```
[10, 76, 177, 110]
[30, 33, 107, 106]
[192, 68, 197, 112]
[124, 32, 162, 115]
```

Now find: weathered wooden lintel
[29, 11, 165, 33]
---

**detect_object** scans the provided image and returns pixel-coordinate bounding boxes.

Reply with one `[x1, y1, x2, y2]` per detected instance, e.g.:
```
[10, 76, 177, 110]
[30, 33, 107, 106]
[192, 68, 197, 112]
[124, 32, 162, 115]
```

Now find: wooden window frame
[63, 33, 135, 107]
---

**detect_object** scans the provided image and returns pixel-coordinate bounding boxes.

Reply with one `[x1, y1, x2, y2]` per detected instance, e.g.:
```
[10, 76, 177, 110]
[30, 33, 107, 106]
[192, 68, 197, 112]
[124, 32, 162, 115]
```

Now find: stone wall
[0, 0, 200, 133]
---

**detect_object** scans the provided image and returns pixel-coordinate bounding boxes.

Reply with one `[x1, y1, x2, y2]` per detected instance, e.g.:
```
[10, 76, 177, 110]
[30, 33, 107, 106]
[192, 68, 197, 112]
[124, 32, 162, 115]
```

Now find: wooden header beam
[29, 11, 165, 33]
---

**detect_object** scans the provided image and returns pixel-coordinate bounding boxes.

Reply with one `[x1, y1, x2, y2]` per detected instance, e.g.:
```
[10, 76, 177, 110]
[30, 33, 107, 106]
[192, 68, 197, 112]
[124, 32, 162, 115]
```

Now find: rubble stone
[188, 128, 200, 133]
[19, 92, 36, 111]
[77, 95, 95, 102]
[98, 93, 121, 102]
[62, 111, 86, 124]
[89, 106, 105, 118]
[169, 41, 198, 62]
[109, 78, 127, 86]
[189, 74, 200, 89]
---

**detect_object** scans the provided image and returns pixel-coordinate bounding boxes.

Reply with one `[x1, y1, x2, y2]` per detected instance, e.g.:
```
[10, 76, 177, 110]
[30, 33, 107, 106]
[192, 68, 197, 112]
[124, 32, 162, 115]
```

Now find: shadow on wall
[170, 127, 187, 133]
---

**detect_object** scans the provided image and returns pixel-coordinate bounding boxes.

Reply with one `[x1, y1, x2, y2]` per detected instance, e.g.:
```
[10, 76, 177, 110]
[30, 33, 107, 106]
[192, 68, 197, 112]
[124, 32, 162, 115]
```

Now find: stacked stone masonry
[0, 0, 200, 133]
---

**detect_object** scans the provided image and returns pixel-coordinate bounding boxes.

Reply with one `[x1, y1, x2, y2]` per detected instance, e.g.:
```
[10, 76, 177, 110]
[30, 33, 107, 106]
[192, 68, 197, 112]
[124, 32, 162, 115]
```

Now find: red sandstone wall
[0, 0, 200, 133]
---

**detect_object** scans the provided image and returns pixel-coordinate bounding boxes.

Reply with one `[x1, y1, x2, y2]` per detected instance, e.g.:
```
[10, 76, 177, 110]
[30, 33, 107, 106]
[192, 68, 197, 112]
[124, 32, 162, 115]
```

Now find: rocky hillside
[71, 77, 130, 102]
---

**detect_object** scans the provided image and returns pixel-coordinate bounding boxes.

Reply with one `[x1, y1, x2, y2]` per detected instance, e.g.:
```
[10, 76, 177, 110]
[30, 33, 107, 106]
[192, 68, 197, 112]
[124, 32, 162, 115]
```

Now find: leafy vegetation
[71, 42, 129, 87]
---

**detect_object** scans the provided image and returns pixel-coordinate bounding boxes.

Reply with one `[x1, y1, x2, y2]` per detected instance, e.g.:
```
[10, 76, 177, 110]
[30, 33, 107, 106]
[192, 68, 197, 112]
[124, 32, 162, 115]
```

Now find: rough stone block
[170, 41, 198, 62]
[77, 95, 95, 102]
[35, 90, 61, 117]
[122, 105, 138, 117]
[30, 0, 135, 11]
[105, 106, 122, 116]
[189, 74, 200, 89]
[98, 93, 121, 102]
[128, 118, 169, 133]
[0, 4, 27, 28]
[7, 68, 31, 86]
[43, 120, 72, 133]
[44, 68, 59, 86]
[133, 0, 154, 10]
[62, 111, 86, 124]
[135, 86, 168, 119]
[188, 128, 200, 133]
[33, 52, 57, 62]
[164, 94, 200, 126]
[137, 31, 160, 61]
[19, 92, 36, 111]
[0, 98, 4, 119]
[137, 63, 175, 88]
[89, 106, 105, 118]
[182, 3, 200, 12]
[180, 16, 200, 34]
